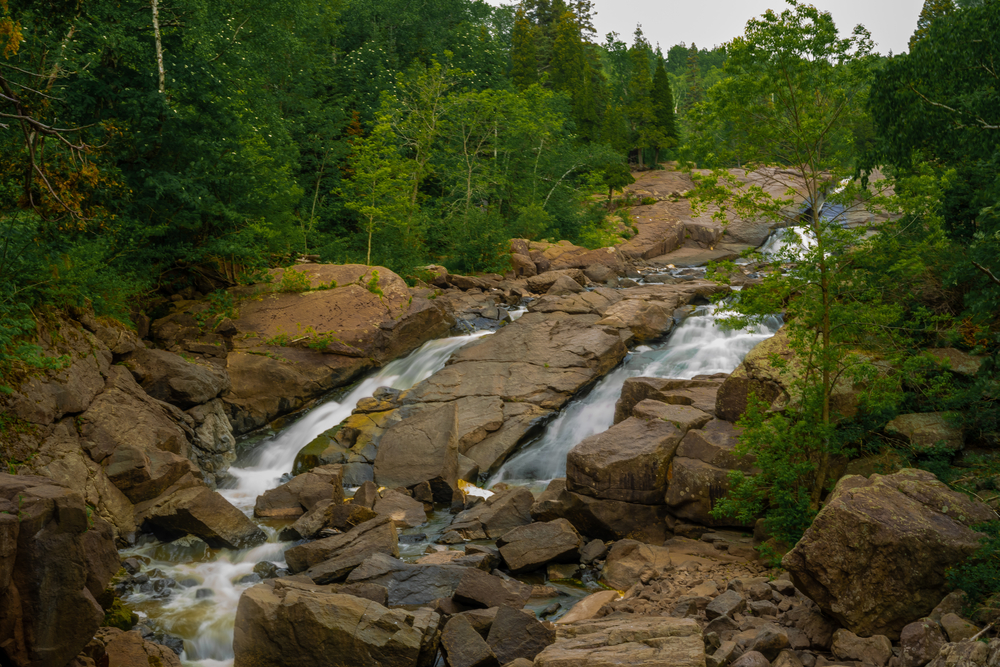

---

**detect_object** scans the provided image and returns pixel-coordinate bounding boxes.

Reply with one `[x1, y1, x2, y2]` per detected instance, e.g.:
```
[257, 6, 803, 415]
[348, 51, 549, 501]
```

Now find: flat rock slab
[535, 616, 705, 667]
[648, 244, 750, 268]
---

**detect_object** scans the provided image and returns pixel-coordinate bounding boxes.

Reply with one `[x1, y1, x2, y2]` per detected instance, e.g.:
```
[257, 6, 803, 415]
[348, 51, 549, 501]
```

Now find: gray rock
[579, 539, 608, 564]
[453, 568, 532, 610]
[496, 519, 582, 573]
[831, 629, 893, 667]
[900, 618, 946, 667]
[442, 614, 500, 667]
[345, 552, 486, 606]
[706, 590, 747, 620]
[284, 516, 399, 583]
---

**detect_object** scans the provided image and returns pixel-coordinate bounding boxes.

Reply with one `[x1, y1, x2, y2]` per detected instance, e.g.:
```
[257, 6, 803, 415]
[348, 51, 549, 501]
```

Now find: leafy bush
[278, 269, 312, 293]
[946, 521, 1000, 617]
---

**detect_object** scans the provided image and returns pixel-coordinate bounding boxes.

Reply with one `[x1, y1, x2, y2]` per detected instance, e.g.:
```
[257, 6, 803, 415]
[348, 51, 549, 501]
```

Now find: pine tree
[651, 59, 679, 163]
[683, 43, 704, 112]
[549, 10, 583, 92]
[511, 10, 538, 90]
[909, 0, 955, 49]
[624, 29, 656, 167]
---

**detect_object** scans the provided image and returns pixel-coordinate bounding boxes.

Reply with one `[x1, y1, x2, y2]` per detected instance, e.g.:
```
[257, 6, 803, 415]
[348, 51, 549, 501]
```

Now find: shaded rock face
[89, 627, 182, 667]
[448, 487, 534, 540]
[534, 616, 704, 667]
[136, 484, 266, 550]
[566, 416, 684, 504]
[344, 552, 488, 607]
[530, 478, 671, 544]
[284, 516, 399, 584]
[783, 469, 996, 639]
[0, 474, 119, 667]
[123, 347, 230, 408]
[496, 519, 583, 573]
[253, 465, 344, 518]
[374, 402, 460, 502]
[234, 579, 441, 667]
[615, 376, 725, 423]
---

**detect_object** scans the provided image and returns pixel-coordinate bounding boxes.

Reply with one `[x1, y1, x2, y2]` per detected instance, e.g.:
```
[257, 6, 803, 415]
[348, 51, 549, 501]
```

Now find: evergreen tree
[909, 0, 955, 50]
[510, 9, 538, 90]
[624, 29, 657, 167]
[683, 43, 704, 112]
[549, 10, 583, 91]
[651, 59, 679, 163]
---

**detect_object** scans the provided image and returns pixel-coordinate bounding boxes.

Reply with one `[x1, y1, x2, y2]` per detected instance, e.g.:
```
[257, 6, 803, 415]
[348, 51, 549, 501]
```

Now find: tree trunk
[151, 0, 166, 94]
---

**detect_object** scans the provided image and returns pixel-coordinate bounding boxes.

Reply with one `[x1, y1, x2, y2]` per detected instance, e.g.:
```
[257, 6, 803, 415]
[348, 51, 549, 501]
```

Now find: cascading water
[489, 303, 782, 485]
[120, 328, 498, 666]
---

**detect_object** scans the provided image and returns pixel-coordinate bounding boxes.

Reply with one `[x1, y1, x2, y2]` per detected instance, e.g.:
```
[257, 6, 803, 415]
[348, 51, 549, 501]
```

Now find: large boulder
[665, 420, 757, 526]
[530, 479, 671, 544]
[374, 402, 460, 502]
[885, 413, 963, 452]
[453, 567, 532, 609]
[284, 516, 399, 583]
[89, 627, 182, 667]
[534, 616, 705, 667]
[0, 474, 119, 667]
[253, 465, 344, 518]
[782, 469, 996, 638]
[487, 606, 557, 664]
[496, 519, 583, 573]
[566, 416, 683, 504]
[137, 484, 266, 550]
[123, 347, 230, 408]
[614, 376, 725, 422]
[600, 539, 674, 591]
[234, 579, 441, 667]
[442, 614, 500, 667]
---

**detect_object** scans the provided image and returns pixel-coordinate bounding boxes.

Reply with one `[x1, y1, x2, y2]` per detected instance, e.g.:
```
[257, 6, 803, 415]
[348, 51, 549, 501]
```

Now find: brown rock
[352, 480, 379, 508]
[925, 349, 984, 376]
[123, 347, 230, 408]
[615, 376, 725, 423]
[279, 500, 378, 541]
[555, 590, 621, 624]
[253, 465, 344, 518]
[233, 580, 441, 667]
[783, 469, 996, 638]
[885, 413, 963, 452]
[284, 516, 399, 583]
[511, 254, 537, 279]
[374, 402, 460, 502]
[566, 416, 683, 504]
[375, 488, 428, 528]
[731, 651, 771, 667]
[97, 628, 182, 667]
[530, 478, 671, 544]
[442, 615, 500, 667]
[900, 618, 946, 667]
[453, 568, 532, 610]
[138, 485, 265, 549]
[526, 270, 587, 293]
[601, 540, 673, 591]
[547, 275, 585, 295]
[831, 629, 893, 667]
[345, 552, 486, 607]
[939, 614, 979, 643]
[632, 400, 712, 431]
[448, 487, 534, 540]
[496, 519, 583, 573]
[534, 616, 704, 667]
[487, 606, 556, 665]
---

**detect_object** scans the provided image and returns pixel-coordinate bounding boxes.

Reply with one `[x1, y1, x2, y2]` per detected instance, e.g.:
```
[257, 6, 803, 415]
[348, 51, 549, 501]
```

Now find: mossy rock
[103, 597, 139, 631]
[292, 426, 344, 475]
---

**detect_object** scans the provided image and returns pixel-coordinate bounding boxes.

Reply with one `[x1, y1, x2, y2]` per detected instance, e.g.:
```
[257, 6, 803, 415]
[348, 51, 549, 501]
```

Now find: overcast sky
[487, 0, 925, 55]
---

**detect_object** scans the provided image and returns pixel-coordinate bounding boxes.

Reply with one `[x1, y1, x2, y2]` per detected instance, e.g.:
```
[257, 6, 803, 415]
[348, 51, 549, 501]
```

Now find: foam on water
[489, 304, 781, 485]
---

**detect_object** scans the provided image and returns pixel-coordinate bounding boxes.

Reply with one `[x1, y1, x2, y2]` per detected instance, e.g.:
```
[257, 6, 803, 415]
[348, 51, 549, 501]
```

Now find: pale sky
[487, 0, 925, 55]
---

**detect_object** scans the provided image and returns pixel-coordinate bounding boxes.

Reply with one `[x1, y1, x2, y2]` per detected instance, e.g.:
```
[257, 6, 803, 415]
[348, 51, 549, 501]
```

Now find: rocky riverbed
[0, 169, 990, 667]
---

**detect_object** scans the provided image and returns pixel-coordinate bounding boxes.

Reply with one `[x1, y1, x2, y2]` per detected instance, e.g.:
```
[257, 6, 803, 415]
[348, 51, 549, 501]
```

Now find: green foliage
[946, 521, 1000, 614]
[278, 270, 313, 294]
[102, 598, 139, 632]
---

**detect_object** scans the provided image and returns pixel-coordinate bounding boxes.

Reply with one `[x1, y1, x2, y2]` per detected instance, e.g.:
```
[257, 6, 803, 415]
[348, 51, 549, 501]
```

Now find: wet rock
[487, 606, 556, 665]
[496, 519, 583, 573]
[453, 568, 532, 610]
[566, 416, 683, 504]
[535, 616, 704, 667]
[831, 629, 893, 667]
[138, 485, 266, 550]
[601, 539, 673, 591]
[253, 561, 279, 580]
[706, 590, 747, 620]
[284, 516, 399, 583]
[374, 488, 428, 528]
[900, 618, 946, 667]
[0, 474, 120, 667]
[448, 487, 534, 540]
[123, 347, 230, 408]
[374, 402, 460, 502]
[783, 469, 996, 638]
[442, 614, 500, 667]
[253, 464, 344, 518]
[344, 552, 483, 607]
[940, 614, 979, 643]
[234, 579, 441, 667]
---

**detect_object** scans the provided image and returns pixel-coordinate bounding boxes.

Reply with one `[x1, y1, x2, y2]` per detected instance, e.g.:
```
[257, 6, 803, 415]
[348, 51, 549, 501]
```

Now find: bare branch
[972, 260, 1000, 287]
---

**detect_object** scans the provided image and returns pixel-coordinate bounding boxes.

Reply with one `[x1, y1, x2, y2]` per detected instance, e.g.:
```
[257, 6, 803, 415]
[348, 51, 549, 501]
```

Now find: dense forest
[0, 0, 998, 399]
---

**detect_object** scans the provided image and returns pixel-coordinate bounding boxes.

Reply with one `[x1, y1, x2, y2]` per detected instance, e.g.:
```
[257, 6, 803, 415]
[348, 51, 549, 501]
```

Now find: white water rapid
[489, 303, 782, 485]
[121, 329, 496, 666]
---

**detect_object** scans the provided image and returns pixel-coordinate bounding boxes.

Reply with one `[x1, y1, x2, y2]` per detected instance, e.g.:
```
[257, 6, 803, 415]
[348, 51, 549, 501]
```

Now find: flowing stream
[490, 303, 782, 485]
[120, 297, 780, 666]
